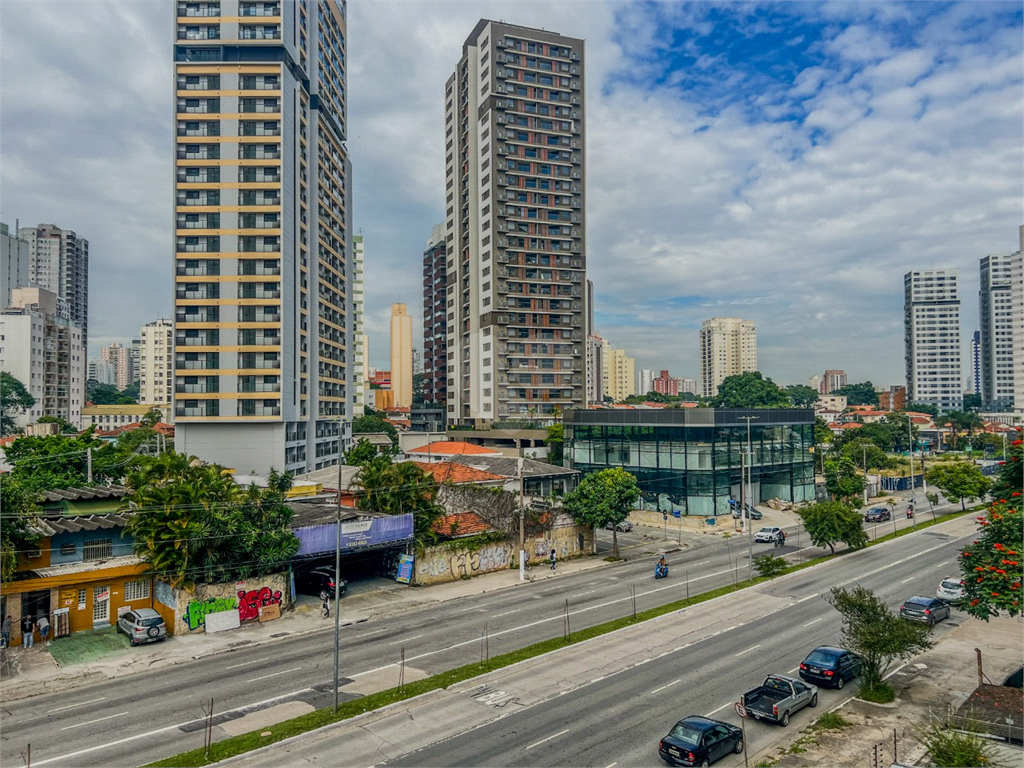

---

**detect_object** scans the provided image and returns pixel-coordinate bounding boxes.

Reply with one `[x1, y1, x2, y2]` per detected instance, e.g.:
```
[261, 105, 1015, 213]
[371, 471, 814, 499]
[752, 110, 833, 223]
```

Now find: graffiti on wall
[417, 555, 450, 578]
[449, 544, 512, 577]
[186, 596, 237, 631]
[238, 587, 283, 622]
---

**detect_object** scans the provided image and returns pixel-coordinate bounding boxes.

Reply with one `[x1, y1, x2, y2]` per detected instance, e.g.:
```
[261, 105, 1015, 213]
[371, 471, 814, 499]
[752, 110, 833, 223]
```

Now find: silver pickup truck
[741, 674, 818, 727]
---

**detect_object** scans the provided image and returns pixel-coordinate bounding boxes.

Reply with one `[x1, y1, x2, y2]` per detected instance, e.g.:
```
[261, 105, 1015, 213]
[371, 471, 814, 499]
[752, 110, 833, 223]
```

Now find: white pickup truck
[741, 674, 818, 727]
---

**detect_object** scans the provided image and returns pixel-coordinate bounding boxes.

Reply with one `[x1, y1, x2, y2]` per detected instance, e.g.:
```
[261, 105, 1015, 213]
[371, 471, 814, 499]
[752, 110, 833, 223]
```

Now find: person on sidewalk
[549, 549, 557, 571]
[321, 597, 330, 619]
[37, 614, 50, 645]
[1, 614, 11, 648]
[21, 614, 34, 648]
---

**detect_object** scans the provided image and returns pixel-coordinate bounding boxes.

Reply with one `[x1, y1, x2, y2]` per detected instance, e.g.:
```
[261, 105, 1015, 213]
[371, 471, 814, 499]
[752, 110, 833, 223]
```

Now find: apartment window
[83, 538, 114, 561]
[124, 579, 151, 601]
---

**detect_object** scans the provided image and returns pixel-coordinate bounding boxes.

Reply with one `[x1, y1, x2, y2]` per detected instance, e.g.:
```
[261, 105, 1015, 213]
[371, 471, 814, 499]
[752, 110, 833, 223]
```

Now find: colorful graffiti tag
[238, 587, 283, 622]
[186, 596, 237, 631]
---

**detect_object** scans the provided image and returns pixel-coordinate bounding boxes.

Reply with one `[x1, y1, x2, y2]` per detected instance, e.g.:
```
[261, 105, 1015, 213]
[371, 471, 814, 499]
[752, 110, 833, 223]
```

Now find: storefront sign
[395, 554, 415, 584]
[59, 589, 77, 608]
[95, 587, 110, 603]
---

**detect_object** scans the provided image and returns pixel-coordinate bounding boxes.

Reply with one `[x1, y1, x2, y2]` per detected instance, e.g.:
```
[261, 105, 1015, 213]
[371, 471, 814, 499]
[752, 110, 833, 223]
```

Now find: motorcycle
[655, 562, 669, 579]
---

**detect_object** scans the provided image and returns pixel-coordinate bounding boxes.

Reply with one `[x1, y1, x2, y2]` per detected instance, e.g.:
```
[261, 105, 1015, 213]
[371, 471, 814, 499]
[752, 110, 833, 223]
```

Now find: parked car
[741, 674, 818, 727]
[936, 577, 966, 603]
[117, 607, 167, 647]
[732, 506, 763, 520]
[295, 566, 348, 600]
[606, 520, 634, 532]
[754, 526, 783, 544]
[864, 507, 891, 523]
[799, 646, 861, 690]
[658, 716, 743, 766]
[899, 596, 951, 626]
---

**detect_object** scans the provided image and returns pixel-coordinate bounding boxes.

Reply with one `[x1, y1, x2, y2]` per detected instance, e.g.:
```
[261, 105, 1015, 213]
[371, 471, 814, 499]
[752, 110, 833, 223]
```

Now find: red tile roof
[831, 422, 863, 430]
[409, 461, 504, 484]
[431, 511, 495, 537]
[407, 441, 500, 456]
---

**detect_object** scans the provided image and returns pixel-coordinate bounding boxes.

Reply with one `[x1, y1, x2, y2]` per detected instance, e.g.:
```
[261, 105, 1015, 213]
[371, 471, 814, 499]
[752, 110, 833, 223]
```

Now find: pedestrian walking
[21, 614, 35, 648]
[549, 548, 557, 571]
[321, 597, 330, 619]
[1, 614, 11, 648]
[37, 614, 50, 645]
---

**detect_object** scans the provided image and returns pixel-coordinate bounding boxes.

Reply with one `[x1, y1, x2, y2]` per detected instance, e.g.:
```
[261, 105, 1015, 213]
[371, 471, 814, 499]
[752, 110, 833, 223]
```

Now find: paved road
[232, 516, 978, 768]
[0, 497, 961, 767]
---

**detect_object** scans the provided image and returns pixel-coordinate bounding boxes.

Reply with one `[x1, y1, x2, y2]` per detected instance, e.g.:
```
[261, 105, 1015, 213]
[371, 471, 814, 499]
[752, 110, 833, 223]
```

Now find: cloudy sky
[1, 1, 1020, 390]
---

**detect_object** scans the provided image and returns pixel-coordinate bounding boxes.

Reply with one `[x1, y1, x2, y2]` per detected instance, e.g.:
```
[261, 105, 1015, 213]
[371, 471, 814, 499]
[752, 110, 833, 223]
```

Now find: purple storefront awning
[295, 513, 414, 557]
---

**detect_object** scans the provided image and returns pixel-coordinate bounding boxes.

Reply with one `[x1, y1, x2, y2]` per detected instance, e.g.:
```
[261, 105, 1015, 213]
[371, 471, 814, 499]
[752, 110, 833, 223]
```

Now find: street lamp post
[862, 444, 869, 505]
[907, 414, 916, 511]
[738, 415, 758, 582]
[334, 449, 343, 712]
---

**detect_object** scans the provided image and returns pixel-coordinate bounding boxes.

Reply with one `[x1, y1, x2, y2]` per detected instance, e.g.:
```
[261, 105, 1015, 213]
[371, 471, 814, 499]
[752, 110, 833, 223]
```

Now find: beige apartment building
[601, 338, 635, 402]
[100, 343, 133, 391]
[700, 317, 757, 397]
[444, 20, 586, 425]
[172, 0, 353, 474]
[140, 318, 173, 412]
[390, 303, 413, 408]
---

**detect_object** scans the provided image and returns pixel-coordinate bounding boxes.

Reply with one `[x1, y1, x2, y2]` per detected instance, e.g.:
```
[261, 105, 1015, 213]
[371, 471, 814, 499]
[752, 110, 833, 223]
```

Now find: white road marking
[803, 617, 824, 627]
[901, 577, 915, 584]
[693, 560, 711, 566]
[246, 665, 302, 683]
[575, 590, 595, 598]
[734, 644, 761, 657]
[706, 701, 734, 716]
[604, 763, 618, 768]
[525, 728, 570, 750]
[491, 609, 521, 618]
[788, 666, 800, 674]
[60, 712, 129, 731]
[389, 635, 423, 645]
[651, 679, 682, 694]
[355, 629, 389, 639]
[47, 697, 106, 714]
[226, 656, 269, 669]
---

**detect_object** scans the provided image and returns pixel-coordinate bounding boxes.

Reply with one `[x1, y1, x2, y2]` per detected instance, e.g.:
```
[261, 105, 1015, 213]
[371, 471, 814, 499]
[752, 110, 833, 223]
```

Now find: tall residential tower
[17, 223, 89, 357]
[699, 317, 757, 398]
[445, 21, 586, 425]
[904, 269, 962, 413]
[422, 223, 447, 407]
[173, 0, 352, 474]
[980, 250, 1019, 411]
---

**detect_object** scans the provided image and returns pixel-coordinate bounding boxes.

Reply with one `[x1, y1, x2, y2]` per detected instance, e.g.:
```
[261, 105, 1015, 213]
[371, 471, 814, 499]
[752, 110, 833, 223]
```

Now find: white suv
[117, 607, 168, 646]
[936, 577, 965, 604]
[754, 526, 783, 544]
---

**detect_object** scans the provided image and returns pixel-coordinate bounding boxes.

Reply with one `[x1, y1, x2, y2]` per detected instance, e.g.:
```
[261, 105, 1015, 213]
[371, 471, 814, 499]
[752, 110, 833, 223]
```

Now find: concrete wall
[168, 571, 291, 635]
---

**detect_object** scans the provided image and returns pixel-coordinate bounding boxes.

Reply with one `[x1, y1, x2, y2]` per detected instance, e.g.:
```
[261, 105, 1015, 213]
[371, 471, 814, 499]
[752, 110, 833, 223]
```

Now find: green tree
[86, 380, 136, 405]
[814, 416, 833, 446]
[352, 414, 398, 447]
[4, 431, 133, 492]
[1, 372, 35, 436]
[345, 438, 378, 466]
[987, 433, 1022, 500]
[926, 461, 991, 511]
[824, 457, 865, 501]
[832, 382, 879, 406]
[961, 393, 982, 412]
[353, 455, 444, 547]
[711, 372, 790, 409]
[753, 553, 788, 578]
[120, 382, 140, 402]
[906, 401, 939, 418]
[786, 385, 819, 407]
[958, 498, 1022, 620]
[35, 415, 80, 434]
[798, 501, 868, 555]
[412, 372, 425, 405]
[546, 422, 564, 466]
[0, 478, 41, 582]
[937, 410, 983, 451]
[828, 585, 933, 695]
[561, 467, 640, 559]
[840, 438, 894, 471]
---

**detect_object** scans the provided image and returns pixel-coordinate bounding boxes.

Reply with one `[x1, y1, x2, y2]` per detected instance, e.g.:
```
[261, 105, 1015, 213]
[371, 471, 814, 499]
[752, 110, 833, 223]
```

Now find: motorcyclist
[655, 555, 668, 578]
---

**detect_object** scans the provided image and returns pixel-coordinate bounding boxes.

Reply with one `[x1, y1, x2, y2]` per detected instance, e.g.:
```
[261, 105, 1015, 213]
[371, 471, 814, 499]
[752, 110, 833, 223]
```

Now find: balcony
[239, 169, 280, 184]
[239, 98, 280, 114]
[175, 400, 220, 418]
[239, 121, 280, 137]
[177, 169, 220, 184]
[239, 376, 281, 393]
[176, 284, 220, 300]
[178, 122, 219, 137]
[176, 259, 220, 276]
[239, 259, 280, 276]
[176, 331, 219, 346]
[239, 236, 280, 253]
[176, 236, 220, 253]
[239, 145, 281, 160]
[177, 25, 221, 40]
[177, 190, 220, 206]
[176, 352, 219, 370]
[176, 377, 219, 394]
[177, 214, 219, 229]
[239, 309, 281, 323]
[176, 307, 220, 323]
[239, 354, 279, 370]
[177, 2, 220, 17]
[239, 25, 280, 40]
[239, 191, 280, 206]
[178, 145, 220, 160]
[238, 401, 281, 417]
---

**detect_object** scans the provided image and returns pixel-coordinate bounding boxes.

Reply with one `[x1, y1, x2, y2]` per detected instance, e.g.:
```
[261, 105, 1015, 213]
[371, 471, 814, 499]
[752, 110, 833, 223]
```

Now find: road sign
[734, 701, 747, 718]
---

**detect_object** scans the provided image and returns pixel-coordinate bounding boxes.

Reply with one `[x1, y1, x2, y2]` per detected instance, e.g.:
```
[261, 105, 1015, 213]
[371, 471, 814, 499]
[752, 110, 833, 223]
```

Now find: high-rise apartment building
[638, 369, 655, 397]
[17, 223, 89, 356]
[980, 251, 1018, 411]
[1, 223, 32, 310]
[101, 343, 133, 390]
[1014, 226, 1024, 416]
[445, 21, 586, 425]
[422, 223, 447, 406]
[820, 369, 847, 394]
[585, 334, 604, 405]
[601, 339, 634, 402]
[173, 0, 352, 474]
[0, 288, 84, 427]
[390, 303, 413, 408]
[88, 358, 117, 386]
[140, 319, 174, 408]
[352, 235, 366, 414]
[129, 338, 142, 384]
[699, 317, 757, 398]
[969, 330, 981, 395]
[904, 269, 962, 413]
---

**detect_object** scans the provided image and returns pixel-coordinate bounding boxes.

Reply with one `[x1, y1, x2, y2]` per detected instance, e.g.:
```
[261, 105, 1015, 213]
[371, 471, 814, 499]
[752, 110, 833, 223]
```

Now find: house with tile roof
[405, 441, 502, 462]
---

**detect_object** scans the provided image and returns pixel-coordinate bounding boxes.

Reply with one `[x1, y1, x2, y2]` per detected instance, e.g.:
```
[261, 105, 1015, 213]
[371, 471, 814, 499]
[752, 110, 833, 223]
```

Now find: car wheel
[928, 617, 936, 627]
[780, 711, 790, 727]
[129, 637, 137, 647]
[836, 675, 845, 690]
[810, 692, 818, 708]
[734, 737, 744, 754]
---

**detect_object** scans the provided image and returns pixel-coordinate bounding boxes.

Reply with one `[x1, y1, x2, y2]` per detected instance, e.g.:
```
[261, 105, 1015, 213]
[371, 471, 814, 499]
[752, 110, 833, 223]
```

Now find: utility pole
[739, 415, 758, 583]
[907, 414, 916, 508]
[518, 455, 526, 582]
[862, 444, 869, 505]
[334, 450, 343, 712]
[87, 446, 93, 483]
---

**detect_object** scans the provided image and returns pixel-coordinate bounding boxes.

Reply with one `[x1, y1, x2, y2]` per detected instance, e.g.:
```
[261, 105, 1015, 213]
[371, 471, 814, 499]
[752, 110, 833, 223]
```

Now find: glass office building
[564, 408, 815, 517]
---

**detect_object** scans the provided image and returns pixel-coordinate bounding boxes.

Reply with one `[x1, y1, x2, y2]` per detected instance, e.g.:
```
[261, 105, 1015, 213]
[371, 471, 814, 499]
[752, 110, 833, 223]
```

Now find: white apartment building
[1, 223, 31, 310]
[904, 269, 962, 413]
[352, 235, 366, 413]
[585, 334, 604, 405]
[638, 368, 655, 397]
[88, 358, 117, 385]
[172, 0, 353, 475]
[980, 252, 1017, 411]
[0, 287, 84, 427]
[699, 317, 757, 398]
[601, 339, 634, 402]
[140, 319, 173, 408]
[17, 224, 89, 356]
[1014, 226, 1024, 416]
[100, 343, 133, 390]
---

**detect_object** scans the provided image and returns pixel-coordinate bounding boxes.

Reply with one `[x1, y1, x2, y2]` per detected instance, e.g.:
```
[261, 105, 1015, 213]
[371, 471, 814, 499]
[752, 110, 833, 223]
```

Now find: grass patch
[787, 743, 808, 754]
[858, 682, 896, 703]
[755, 759, 777, 768]
[920, 722, 996, 768]
[813, 712, 850, 731]
[147, 505, 978, 767]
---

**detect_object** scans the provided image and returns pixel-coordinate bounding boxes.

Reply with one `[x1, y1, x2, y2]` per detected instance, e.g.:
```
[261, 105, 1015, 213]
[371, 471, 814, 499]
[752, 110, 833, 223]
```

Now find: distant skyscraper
[172, 0, 352, 474]
[820, 369, 847, 394]
[808, 374, 821, 392]
[140, 319, 173, 408]
[980, 251, 1018, 411]
[129, 338, 141, 385]
[422, 223, 446, 408]
[17, 223, 89, 357]
[390, 303, 413, 408]
[352, 235, 366, 414]
[969, 330, 982, 395]
[586, 334, 604, 405]
[699, 317, 757, 398]
[1, 223, 31, 310]
[904, 269, 962, 413]
[601, 339, 635, 402]
[88, 358, 117, 386]
[638, 368, 655, 396]
[445, 20, 586, 424]
[1014, 226, 1024, 416]
[100, 343, 133, 390]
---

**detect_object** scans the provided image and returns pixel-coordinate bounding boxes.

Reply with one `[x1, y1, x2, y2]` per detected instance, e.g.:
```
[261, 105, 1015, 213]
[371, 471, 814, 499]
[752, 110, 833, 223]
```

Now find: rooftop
[407, 441, 501, 456]
[409, 461, 505, 485]
[431, 511, 495, 538]
[449, 454, 579, 479]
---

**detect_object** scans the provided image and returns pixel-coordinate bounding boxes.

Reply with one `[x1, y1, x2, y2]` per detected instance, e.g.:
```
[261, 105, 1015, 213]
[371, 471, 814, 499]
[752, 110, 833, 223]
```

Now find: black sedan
[295, 566, 348, 600]
[659, 716, 743, 766]
[864, 507, 891, 523]
[900, 596, 950, 626]
[799, 645, 861, 689]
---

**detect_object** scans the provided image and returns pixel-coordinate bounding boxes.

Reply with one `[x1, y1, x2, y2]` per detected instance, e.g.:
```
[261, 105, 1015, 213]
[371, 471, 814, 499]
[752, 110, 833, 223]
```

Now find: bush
[753, 553, 788, 578]
[858, 682, 895, 703]
[813, 712, 849, 731]
[921, 722, 993, 767]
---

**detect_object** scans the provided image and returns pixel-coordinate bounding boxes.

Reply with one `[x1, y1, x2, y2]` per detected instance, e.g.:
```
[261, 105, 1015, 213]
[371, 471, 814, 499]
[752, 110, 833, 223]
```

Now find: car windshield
[905, 598, 930, 607]
[141, 617, 164, 627]
[757, 528, 774, 534]
[941, 581, 962, 590]
[804, 650, 837, 666]
[668, 724, 701, 746]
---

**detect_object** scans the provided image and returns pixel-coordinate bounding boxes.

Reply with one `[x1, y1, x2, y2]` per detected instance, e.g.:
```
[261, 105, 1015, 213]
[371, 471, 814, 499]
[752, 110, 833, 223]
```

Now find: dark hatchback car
[864, 507, 891, 523]
[799, 646, 861, 690]
[659, 716, 743, 767]
[900, 596, 951, 626]
[295, 566, 348, 600]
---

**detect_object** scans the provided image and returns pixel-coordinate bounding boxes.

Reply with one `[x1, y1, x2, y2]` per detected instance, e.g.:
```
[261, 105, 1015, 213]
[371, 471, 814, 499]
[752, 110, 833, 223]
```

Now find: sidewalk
[0, 552, 616, 701]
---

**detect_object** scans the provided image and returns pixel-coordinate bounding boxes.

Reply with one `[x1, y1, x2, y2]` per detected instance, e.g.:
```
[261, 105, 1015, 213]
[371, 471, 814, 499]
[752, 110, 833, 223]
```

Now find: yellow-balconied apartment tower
[173, 0, 353, 475]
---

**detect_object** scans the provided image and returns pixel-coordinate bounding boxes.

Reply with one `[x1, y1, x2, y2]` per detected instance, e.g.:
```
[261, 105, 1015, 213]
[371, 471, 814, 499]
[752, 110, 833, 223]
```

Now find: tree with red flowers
[957, 497, 1023, 621]
[988, 432, 1022, 501]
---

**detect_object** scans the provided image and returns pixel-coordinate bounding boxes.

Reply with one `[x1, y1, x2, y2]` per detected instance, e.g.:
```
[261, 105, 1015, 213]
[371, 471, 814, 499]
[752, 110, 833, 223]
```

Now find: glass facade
[564, 408, 816, 517]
